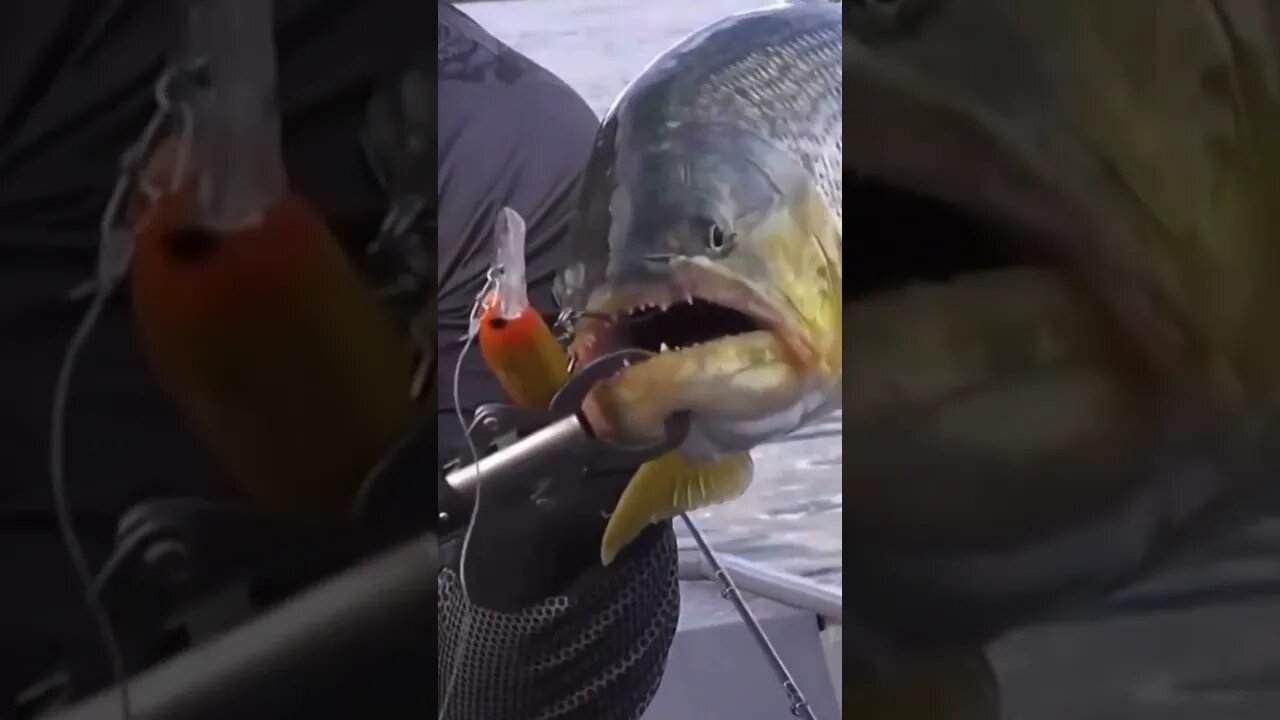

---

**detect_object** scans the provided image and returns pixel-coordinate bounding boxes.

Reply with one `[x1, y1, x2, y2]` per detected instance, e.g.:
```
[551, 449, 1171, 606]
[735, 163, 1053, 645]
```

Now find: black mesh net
[437, 524, 680, 720]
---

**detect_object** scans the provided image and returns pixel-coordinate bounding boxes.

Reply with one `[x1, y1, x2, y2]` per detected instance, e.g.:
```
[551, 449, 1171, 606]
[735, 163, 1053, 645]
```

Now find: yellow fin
[600, 451, 753, 565]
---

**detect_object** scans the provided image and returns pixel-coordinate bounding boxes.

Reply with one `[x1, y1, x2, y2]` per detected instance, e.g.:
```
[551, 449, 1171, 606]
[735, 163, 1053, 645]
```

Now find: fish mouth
[843, 46, 1208, 400]
[838, 177, 1160, 543]
[568, 260, 829, 452]
[570, 261, 814, 370]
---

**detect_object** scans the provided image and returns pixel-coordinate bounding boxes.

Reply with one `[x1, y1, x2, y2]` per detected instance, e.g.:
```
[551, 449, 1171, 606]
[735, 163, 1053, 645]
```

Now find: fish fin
[600, 451, 753, 566]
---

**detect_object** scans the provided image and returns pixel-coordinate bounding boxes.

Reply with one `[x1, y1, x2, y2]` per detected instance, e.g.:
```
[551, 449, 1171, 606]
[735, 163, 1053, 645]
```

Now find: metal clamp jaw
[438, 349, 688, 531]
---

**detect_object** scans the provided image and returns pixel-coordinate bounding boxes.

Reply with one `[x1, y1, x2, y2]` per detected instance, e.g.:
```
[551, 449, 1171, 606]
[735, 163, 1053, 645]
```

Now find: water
[464, 0, 844, 587]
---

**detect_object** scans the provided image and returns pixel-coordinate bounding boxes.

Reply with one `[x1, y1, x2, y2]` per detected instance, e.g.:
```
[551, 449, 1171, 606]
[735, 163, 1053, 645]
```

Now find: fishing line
[438, 266, 499, 719]
[50, 64, 196, 720]
[51, 279, 130, 720]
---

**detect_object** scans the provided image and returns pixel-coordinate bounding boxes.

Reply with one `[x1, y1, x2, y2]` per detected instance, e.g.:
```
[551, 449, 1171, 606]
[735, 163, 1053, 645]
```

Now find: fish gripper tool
[438, 349, 689, 527]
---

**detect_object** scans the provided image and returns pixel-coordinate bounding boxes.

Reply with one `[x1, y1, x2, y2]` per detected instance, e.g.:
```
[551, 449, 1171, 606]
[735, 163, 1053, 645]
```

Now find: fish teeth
[659, 342, 671, 353]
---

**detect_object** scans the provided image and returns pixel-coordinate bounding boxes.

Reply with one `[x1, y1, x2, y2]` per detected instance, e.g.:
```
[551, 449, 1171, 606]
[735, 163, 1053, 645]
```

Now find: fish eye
[706, 223, 735, 255]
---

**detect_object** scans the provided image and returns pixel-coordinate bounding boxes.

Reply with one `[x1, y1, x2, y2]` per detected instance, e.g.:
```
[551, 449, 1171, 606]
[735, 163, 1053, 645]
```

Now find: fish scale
[621, 4, 843, 221]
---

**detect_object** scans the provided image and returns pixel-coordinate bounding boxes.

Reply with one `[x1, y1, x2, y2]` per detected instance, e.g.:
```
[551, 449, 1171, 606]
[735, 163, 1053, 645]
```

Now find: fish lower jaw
[847, 267, 1120, 413]
[586, 329, 828, 448]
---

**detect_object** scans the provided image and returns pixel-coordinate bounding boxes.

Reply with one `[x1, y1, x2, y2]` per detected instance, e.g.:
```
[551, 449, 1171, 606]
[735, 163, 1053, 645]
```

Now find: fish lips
[567, 258, 834, 452]
[570, 256, 818, 368]
[845, 46, 1217, 407]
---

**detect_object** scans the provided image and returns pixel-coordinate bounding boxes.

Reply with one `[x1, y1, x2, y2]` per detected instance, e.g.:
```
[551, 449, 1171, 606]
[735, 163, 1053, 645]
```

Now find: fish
[833, 0, 1280, 557]
[830, 2, 1280, 715]
[556, 3, 843, 562]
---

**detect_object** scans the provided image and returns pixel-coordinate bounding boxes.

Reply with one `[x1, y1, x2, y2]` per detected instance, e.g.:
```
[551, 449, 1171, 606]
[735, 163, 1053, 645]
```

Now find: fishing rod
[680, 516, 817, 720]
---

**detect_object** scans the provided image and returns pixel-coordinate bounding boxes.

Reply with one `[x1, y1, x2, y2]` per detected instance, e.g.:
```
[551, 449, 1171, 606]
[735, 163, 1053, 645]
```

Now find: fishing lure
[129, 0, 415, 519]
[476, 207, 570, 409]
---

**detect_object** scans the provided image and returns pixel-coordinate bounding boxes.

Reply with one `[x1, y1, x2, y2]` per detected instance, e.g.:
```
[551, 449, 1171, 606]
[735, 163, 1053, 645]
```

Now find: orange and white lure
[476, 208, 570, 409]
[127, 0, 414, 520]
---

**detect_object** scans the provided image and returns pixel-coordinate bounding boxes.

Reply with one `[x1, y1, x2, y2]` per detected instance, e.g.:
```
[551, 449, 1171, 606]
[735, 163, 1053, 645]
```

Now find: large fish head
[838, 0, 1280, 548]
[561, 120, 841, 460]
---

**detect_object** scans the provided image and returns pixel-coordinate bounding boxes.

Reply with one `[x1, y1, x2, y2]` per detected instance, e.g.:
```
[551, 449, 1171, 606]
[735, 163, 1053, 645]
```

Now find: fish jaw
[585, 328, 833, 459]
[571, 261, 840, 460]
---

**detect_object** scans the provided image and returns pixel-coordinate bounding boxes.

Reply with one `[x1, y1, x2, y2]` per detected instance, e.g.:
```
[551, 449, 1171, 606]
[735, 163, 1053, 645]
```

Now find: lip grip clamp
[438, 349, 689, 531]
